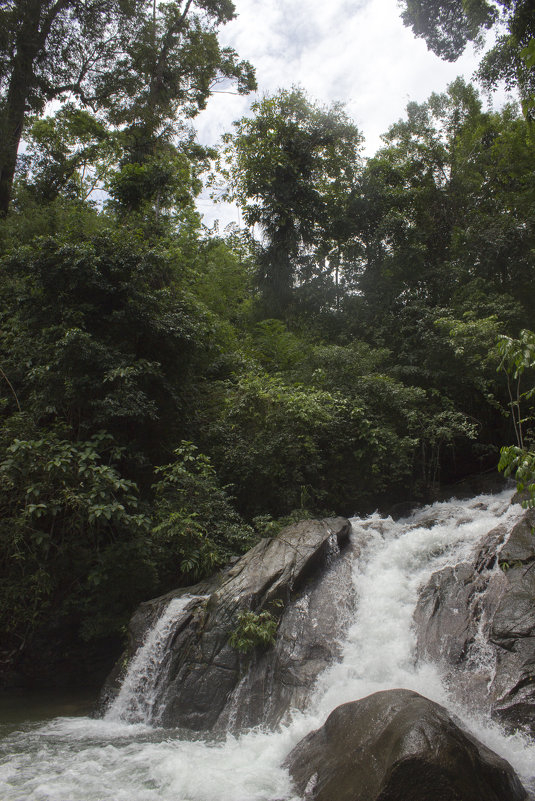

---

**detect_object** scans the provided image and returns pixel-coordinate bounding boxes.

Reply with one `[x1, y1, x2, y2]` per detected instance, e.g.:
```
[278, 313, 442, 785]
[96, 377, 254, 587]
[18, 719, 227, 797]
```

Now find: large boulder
[102, 516, 352, 730]
[285, 689, 527, 801]
[414, 508, 535, 734]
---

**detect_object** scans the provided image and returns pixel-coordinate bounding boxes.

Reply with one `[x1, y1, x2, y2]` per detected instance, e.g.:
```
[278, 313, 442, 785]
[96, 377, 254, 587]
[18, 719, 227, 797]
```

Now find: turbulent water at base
[2, 489, 535, 801]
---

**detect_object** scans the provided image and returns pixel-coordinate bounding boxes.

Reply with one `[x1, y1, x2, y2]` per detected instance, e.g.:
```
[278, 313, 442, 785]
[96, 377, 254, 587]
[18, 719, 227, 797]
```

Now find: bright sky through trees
[194, 0, 512, 227]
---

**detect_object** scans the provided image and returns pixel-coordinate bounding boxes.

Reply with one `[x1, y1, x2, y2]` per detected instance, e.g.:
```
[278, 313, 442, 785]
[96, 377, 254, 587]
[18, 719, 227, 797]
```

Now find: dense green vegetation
[1, 0, 534, 686]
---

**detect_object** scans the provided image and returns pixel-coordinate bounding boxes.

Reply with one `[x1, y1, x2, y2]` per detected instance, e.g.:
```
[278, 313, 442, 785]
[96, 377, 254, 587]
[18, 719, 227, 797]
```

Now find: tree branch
[0, 366, 21, 412]
[37, 0, 72, 50]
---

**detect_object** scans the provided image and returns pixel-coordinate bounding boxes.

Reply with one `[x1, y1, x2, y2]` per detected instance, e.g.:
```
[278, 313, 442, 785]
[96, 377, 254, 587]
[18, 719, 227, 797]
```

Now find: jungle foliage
[1, 1, 534, 686]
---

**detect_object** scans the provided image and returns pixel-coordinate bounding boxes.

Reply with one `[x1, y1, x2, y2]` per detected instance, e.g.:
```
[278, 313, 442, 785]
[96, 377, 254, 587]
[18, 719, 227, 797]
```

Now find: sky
[194, 0, 511, 228]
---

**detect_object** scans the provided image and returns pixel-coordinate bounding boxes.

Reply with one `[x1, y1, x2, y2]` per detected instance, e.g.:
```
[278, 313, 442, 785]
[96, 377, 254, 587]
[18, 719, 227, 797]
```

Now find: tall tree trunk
[0, 76, 30, 216]
[334, 245, 340, 311]
[0, 1, 42, 216]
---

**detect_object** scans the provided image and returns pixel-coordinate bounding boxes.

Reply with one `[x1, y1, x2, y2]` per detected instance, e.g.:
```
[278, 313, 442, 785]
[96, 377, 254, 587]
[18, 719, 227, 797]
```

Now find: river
[1, 489, 534, 800]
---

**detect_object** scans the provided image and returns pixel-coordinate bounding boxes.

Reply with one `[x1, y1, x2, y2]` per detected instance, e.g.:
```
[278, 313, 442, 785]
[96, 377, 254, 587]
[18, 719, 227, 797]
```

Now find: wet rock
[285, 689, 527, 801]
[499, 509, 535, 567]
[103, 516, 352, 730]
[215, 527, 356, 730]
[414, 508, 535, 735]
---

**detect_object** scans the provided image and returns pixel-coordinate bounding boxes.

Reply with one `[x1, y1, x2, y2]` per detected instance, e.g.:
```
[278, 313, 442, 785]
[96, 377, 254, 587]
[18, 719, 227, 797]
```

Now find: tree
[496, 328, 535, 451]
[399, 1, 535, 116]
[0, 0, 255, 215]
[151, 441, 255, 586]
[203, 363, 423, 517]
[0, 0, 125, 215]
[400, 0, 497, 60]
[495, 329, 535, 506]
[0, 429, 155, 661]
[355, 80, 480, 317]
[332, 80, 534, 484]
[221, 88, 363, 318]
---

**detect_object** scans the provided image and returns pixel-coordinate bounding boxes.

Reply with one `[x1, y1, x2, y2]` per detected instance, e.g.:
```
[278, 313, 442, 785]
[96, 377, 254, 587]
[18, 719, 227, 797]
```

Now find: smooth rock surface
[285, 689, 527, 801]
[102, 516, 352, 730]
[215, 523, 356, 730]
[414, 507, 535, 734]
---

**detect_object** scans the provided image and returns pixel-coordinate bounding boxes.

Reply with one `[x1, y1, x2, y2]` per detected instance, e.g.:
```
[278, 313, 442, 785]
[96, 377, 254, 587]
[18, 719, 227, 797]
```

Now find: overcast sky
[195, 0, 510, 227]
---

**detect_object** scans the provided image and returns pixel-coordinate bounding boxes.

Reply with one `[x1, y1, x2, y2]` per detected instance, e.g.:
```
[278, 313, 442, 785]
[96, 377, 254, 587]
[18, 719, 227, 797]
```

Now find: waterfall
[105, 595, 203, 725]
[1, 489, 534, 801]
[309, 492, 518, 717]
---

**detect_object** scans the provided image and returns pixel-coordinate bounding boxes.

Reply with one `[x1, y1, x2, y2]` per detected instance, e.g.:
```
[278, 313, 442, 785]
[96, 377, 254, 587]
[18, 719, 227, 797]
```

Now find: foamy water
[1, 489, 534, 800]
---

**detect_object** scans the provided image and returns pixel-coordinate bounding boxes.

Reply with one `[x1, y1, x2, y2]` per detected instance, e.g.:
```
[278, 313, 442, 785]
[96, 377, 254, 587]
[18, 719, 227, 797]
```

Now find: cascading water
[1, 489, 534, 801]
[105, 595, 205, 725]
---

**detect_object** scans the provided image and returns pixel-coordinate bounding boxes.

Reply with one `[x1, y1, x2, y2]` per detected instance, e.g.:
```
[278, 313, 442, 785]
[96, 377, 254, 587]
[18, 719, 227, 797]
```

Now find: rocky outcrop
[102, 516, 352, 730]
[285, 689, 527, 801]
[414, 507, 535, 735]
[215, 519, 356, 730]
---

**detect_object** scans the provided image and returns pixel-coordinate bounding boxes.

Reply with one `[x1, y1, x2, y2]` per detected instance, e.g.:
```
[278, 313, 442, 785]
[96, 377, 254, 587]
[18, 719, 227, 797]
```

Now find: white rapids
[1, 488, 534, 801]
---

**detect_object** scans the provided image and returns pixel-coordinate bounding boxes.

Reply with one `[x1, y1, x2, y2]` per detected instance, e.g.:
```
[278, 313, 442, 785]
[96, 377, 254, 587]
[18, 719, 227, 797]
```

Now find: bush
[151, 442, 256, 584]
[0, 429, 155, 652]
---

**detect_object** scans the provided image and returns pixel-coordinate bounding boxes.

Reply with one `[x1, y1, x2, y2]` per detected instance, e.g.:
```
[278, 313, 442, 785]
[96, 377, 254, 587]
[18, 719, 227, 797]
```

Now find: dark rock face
[102, 516, 352, 730]
[285, 689, 527, 801]
[414, 508, 535, 735]
[215, 522, 356, 731]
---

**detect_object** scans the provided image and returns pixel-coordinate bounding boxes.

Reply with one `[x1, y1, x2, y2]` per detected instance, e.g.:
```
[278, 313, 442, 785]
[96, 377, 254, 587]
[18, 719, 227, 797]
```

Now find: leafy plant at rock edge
[496, 329, 535, 507]
[229, 608, 280, 653]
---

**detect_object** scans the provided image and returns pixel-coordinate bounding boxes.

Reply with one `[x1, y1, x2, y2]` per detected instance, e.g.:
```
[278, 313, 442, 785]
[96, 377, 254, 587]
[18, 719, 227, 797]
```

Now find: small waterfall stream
[105, 595, 205, 725]
[1, 489, 534, 800]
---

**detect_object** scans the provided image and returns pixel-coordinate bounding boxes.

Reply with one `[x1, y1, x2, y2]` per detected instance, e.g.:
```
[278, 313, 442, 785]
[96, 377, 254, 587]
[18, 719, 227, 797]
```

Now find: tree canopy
[400, 0, 535, 116]
[221, 88, 363, 317]
[0, 0, 255, 215]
